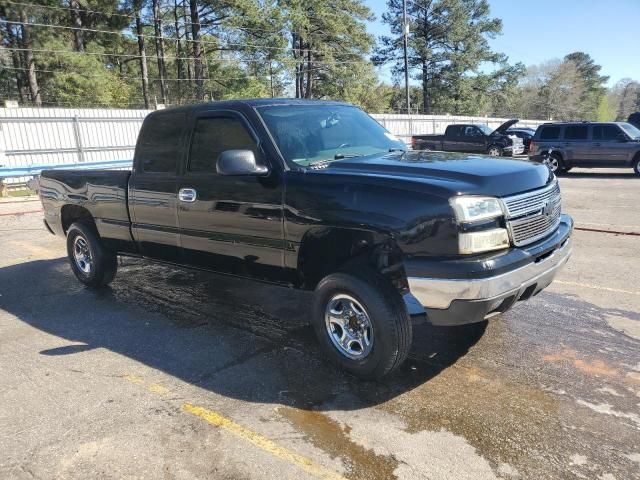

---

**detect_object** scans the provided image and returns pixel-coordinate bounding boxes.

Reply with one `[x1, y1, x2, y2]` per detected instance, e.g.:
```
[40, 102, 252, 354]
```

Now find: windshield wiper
[334, 153, 363, 159]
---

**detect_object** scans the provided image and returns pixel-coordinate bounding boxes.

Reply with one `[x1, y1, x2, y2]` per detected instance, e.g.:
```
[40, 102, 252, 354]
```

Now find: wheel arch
[61, 204, 96, 234]
[297, 227, 408, 293]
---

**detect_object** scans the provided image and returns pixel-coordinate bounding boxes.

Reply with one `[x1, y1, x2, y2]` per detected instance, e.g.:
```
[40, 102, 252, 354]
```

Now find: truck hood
[326, 150, 553, 197]
[491, 119, 519, 135]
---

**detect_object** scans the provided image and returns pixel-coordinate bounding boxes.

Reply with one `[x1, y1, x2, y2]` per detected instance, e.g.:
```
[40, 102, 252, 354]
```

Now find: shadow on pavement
[0, 257, 488, 411]
[561, 170, 637, 179]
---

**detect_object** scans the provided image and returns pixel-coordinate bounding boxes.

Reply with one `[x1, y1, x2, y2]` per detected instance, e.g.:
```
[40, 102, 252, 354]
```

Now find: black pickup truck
[412, 120, 525, 156]
[39, 99, 573, 378]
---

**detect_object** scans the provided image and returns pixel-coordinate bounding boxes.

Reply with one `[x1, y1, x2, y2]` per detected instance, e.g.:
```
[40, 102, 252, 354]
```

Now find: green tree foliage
[564, 52, 609, 120]
[374, 0, 523, 114]
[0, 0, 382, 108]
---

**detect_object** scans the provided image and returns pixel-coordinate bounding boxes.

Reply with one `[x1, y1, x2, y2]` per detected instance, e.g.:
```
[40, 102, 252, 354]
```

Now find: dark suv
[529, 122, 640, 175]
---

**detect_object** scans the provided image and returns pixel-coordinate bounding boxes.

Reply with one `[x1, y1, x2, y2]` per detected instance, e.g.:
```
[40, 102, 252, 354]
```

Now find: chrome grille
[502, 181, 562, 246]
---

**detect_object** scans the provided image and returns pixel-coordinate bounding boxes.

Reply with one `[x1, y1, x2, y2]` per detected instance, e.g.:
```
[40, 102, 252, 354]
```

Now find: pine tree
[374, 0, 520, 114]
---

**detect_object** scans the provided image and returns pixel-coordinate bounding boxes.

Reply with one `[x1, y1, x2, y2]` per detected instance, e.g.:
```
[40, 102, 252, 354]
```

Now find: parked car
[529, 121, 640, 175]
[411, 119, 525, 156]
[506, 127, 536, 153]
[39, 99, 573, 379]
[628, 112, 640, 130]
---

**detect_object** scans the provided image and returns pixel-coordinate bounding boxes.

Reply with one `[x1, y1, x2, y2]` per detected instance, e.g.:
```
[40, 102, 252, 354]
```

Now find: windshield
[476, 125, 493, 135]
[619, 122, 640, 139]
[256, 104, 406, 166]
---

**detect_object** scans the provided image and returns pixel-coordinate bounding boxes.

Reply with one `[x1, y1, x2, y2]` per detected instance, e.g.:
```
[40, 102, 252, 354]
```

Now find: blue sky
[365, 0, 640, 87]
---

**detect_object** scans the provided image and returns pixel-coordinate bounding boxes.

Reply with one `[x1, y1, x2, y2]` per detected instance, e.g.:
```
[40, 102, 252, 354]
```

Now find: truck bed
[40, 169, 135, 252]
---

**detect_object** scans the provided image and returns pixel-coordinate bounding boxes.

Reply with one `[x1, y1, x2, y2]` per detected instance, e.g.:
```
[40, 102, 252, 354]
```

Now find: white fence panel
[0, 107, 150, 186]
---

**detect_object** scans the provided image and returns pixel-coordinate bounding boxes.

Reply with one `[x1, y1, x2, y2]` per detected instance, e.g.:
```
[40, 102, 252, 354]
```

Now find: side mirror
[616, 133, 628, 142]
[216, 150, 269, 176]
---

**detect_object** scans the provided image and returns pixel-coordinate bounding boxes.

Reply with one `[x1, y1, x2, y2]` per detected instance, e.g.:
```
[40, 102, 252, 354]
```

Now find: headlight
[459, 228, 510, 254]
[450, 196, 504, 223]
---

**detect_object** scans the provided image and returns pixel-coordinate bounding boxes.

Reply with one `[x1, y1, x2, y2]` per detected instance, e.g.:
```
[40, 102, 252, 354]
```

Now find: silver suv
[529, 122, 640, 176]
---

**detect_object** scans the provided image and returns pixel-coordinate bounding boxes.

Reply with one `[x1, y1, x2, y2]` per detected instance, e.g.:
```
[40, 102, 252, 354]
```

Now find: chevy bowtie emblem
[543, 200, 554, 216]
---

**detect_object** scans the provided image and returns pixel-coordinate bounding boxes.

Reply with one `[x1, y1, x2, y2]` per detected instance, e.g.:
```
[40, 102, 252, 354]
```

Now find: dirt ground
[1, 168, 638, 480]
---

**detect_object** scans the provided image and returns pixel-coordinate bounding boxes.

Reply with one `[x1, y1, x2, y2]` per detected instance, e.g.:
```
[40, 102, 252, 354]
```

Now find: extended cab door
[442, 125, 464, 151]
[129, 110, 186, 262]
[176, 110, 285, 282]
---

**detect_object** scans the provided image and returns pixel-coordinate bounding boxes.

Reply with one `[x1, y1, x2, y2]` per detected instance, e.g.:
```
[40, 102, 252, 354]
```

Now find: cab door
[176, 110, 286, 282]
[129, 111, 186, 262]
[590, 124, 630, 166]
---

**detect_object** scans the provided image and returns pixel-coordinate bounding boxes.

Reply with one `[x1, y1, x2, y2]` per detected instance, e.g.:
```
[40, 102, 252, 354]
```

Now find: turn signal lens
[459, 228, 510, 254]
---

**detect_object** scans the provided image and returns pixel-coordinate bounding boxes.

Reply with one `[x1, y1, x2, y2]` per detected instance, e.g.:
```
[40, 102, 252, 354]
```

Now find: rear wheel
[66, 222, 117, 288]
[312, 268, 412, 379]
[543, 152, 564, 174]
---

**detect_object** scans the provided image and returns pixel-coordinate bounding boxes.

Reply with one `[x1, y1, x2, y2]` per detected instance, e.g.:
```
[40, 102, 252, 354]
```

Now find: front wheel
[312, 268, 412, 379]
[66, 222, 117, 288]
[633, 158, 640, 177]
[487, 146, 502, 156]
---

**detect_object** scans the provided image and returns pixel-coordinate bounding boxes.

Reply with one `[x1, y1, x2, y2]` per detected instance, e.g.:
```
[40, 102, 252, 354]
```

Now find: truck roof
[149, 98, 352, 116]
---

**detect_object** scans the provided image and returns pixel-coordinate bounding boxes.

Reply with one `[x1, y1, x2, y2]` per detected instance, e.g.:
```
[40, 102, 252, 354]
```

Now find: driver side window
[188, 116, 260, 173]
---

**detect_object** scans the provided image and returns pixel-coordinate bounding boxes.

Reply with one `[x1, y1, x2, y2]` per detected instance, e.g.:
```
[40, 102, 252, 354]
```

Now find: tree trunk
[305, 49, 313, 98]
[182, 0, 193, 82]
[18, 9, 41, 106]
[6, 26, 26, 103]
[69, 0, 84, 52]
[173, 0, 184, 99]
[135, 11, 150, 109]
[422, 62, 430, 114]
[189, 0, 204, 101]
[152, 0, 168, 104]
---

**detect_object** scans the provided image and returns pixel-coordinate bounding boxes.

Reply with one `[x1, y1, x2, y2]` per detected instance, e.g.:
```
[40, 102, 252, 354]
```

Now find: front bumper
[407, 216, 573, 326]
[504, 144, 525, 156]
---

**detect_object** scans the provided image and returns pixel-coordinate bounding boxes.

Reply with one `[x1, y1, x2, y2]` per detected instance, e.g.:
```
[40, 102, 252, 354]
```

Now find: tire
[633, 157, 640, 177]
[487, 145, 502, 156]
[311, 268, 412, 379]
[66, 222, 117, 288]
[543, 152, 564, 174]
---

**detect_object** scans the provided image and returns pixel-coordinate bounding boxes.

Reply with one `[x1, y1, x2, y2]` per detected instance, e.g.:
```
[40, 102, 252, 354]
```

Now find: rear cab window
[136, 112, 186, 173]
[539, 126, 561, 140]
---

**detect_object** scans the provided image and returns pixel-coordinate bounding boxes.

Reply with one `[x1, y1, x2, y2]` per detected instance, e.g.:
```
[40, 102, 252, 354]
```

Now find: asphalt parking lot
[1, 168, 639, 480]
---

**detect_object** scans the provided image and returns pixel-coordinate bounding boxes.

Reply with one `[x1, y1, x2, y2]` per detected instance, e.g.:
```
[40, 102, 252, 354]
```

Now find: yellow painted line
[121, 375, 347, 480]
[554, 280, 640, 296]
[183, 404, 348, 480]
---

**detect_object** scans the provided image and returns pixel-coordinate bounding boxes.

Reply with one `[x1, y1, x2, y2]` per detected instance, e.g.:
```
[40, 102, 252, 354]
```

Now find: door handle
[593, 143, 601, 147]
[178, 188, 197, 202]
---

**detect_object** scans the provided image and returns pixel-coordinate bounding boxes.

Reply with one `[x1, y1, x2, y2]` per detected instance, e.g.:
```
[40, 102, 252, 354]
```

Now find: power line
[1, 46, 373, 66]
[0, 19, 370, 59]
[0, 63, 334, 81]
[5, 1, 370, 37]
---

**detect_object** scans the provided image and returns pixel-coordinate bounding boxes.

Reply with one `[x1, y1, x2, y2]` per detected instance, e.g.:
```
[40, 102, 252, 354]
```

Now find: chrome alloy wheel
[324, 294, 374, 360]
[73, 235, 93, 274]
[543, 155, 559, 172]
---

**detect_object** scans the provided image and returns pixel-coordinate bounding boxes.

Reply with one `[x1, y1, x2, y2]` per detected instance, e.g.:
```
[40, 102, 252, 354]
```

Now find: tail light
[529, 140, 535, 154]
[411, 137, 417, 149]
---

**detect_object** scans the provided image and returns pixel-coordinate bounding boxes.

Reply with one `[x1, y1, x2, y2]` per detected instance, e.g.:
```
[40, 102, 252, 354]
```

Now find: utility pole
[402, 0, 410, 114]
